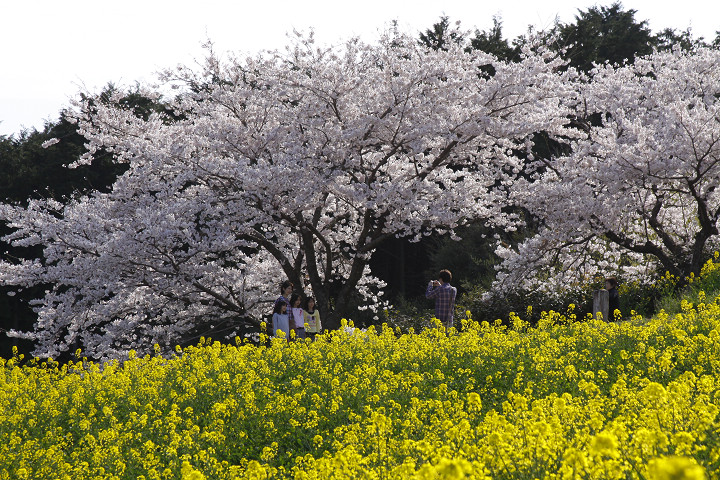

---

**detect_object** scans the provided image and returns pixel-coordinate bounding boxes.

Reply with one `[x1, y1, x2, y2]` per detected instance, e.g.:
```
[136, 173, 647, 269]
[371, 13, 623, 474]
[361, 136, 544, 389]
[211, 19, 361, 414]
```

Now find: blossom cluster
[3, 296, 720, 478]
[498, 47, 720, 296]
[0, 27, 575, 358]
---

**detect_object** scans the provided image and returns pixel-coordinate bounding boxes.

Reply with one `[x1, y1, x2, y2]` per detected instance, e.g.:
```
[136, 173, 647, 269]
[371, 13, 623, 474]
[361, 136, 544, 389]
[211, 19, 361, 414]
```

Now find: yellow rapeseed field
[5, 258, 720, 479]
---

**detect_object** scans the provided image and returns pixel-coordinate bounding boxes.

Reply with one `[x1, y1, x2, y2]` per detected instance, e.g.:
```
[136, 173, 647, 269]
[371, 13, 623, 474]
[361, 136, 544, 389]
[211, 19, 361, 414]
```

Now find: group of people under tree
[271, 281, 322, 340]
[269, 269, 621, 340]
[269, 269, 460, 339]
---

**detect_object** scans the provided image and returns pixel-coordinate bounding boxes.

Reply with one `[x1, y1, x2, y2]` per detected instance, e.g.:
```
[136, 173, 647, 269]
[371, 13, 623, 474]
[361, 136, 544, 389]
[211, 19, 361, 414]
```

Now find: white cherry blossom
[497, 47, 720, 296]
[1, 30, 574, 358]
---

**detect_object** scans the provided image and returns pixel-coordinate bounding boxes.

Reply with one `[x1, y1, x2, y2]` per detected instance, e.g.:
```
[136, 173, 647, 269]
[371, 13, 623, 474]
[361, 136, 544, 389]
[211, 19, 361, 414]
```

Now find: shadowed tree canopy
[0, 119, 117, 203]
[419, 15, 520, 62]
[0, 83, 173, 205]
[553, 2, 653, 72]
[468, 16, 520, 62]
[418, 16, 464, 51]
[653, 27, 714, 52]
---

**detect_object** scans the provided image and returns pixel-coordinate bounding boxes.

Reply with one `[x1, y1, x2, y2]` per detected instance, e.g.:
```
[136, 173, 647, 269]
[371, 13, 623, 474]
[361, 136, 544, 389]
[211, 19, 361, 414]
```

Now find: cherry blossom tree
[497, 47, 720, 295]
[0, 190, 284, 359]
[1, 30, 575, 358]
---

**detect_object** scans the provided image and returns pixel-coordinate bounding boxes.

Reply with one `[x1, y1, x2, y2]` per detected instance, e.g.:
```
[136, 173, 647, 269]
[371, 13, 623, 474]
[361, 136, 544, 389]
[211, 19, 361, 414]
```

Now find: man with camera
[425, 269, 457, 331]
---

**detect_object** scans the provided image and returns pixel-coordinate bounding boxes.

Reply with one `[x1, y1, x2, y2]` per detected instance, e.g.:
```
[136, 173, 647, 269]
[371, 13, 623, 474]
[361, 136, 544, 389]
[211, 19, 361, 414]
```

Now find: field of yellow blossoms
[5, 262, 720, 479]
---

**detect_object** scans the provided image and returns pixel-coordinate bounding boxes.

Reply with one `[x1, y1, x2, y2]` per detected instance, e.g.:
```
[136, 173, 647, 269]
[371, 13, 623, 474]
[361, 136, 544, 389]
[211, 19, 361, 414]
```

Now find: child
[303, 297, 322, 339]
[290, 293, 306, 340]
[272, 301, 290, 339]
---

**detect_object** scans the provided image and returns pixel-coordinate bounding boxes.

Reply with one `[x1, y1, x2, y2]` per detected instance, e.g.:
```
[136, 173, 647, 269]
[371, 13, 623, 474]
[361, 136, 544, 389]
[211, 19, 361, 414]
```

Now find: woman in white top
[290, 293, 306, 340]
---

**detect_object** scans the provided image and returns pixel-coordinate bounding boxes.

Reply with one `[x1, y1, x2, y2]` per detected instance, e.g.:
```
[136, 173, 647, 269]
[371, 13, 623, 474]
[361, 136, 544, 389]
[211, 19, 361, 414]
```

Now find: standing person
[274, 281, 293, 320]
[272, 301, 290, 339]
[303, 297, 322, 340]
[290, 293, 306, 340]
[425, 269, 458, 331]
[606, 276, 620, 320]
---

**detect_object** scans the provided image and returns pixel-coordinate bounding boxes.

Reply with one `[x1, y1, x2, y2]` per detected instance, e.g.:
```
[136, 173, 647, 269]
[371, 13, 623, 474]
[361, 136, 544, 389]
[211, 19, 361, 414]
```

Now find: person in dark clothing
[605, 276, 620, 320]
[274, 281, 293, 313]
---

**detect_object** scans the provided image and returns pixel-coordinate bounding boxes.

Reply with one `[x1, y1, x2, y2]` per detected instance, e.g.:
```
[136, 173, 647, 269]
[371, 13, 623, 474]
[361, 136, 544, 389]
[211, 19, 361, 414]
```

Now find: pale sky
[1, 0, 718, 137]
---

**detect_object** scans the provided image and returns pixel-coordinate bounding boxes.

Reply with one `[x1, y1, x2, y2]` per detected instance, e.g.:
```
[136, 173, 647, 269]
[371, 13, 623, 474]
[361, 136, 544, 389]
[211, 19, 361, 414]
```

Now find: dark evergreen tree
[419, 16, 464, 51]
[653, 27, 710, 51]
[468, 16, 520, 61]
[553, 2, 653, 72]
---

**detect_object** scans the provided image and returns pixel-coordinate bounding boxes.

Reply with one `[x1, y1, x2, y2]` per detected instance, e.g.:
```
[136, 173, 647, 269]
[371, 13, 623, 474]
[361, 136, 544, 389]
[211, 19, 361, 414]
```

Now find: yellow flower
[245, 460, 268, 480]
[589, 431, 619, 458]
[435, 458, 472, 480]
[487, 432, 502, 446]
[180, 461, 206, 480]
[647, 456, 706, 480]
[563, 447, 588, 470]
[467, 392, 482, 411]
[644, 382, 667, 403]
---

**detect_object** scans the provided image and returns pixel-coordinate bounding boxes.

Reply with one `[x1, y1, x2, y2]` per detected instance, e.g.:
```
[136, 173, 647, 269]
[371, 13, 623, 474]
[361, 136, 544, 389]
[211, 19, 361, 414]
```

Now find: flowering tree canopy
[497, 47, 720, 294]
[0, 30, 574, 358]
